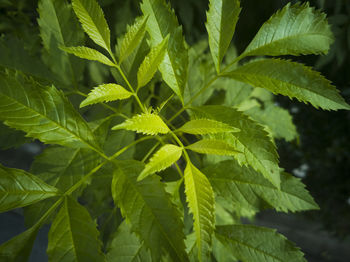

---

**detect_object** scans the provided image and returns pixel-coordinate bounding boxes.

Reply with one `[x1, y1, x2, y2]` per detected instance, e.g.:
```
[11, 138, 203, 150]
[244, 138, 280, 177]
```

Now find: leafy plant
[0, 0, 348, 261]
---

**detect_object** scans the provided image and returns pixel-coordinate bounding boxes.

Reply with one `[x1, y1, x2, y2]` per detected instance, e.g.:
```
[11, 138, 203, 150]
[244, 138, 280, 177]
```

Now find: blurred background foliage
[0, 0, 349, 240]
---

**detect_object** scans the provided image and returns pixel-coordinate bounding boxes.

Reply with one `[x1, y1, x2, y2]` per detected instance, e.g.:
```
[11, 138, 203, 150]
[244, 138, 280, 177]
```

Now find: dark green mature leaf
[47, 197, 105, 262]
[141, 0, 188, 100]
[0, 122, 30, 150]
[226, 59, 350, 110]
[215, 225, 306, 262]
[61, 46, 115, 66]
[0, 164, 59, 213]
[206, 0, 241, 73]
[187, 139, 241, 156]
[112, 160, 188, 262]
[204, 160, 319, 213]
[191, 106, 281, 188]
[179, 119, 239, 135]
[241, 2, 334, 58]
[72, 0, 111, 52]
[0, 70, 99, 149]
[184, 162, 215, 262]
[106, 221, 152, 262]
[38, 0, 84, 86]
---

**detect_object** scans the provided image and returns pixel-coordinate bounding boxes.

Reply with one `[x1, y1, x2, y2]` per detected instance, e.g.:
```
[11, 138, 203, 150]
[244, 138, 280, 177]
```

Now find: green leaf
[204, 160, 319, 213]
[215, 225, 306, 262]
[137, 35, 169, 89]
[112, 160, 188, 261]
[0, 122, 30, 150]
[184, 162, 215, 262]
[38, 0, 85, 86]
[111, 112, 169, 135]
[206, 0, 241, 73]
[141, 0, 188, 100]
[47, 197, 105, 262]
[179, 119, 239, 135]
[226, 59, 350, 110]
[0, 164, 59, 213]
[138, 144, 183, 181]
[241, 2, 334, 58]
[191, 105, 281, 188]
[106, 221, 152, 262]
[61, 46, 115, 66]
[187, 139, 241, 156]
[72, 0, 111, 52]
[119, 16, 149, 64]
[0, 70, 99, 149]
[80, 83, 132, 108]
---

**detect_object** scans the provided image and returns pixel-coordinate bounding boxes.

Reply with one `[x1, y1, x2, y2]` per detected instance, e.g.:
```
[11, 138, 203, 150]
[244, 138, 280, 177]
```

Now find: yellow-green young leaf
[184, 163, 215, 262]
[119, 16, 149, 64]
[226, 59, 350, 110]
[138, 144, 182, 181]
[141, 0, 188, 100]
[72, 0, 111, 52]
[137, 35, 169, 89]
[0, 164, 59, 213]
[61, 46, 115, 66]
[80, 83, 132, 108]
[47, 197, 105, 262]
[187, 139, 241, 156]
[179, 119, 240, 135]
[204, 160, 319, 213]
[112, 160, 188, 261]
[111, 112, 169, 135]
[215, 225, 306, 262]
[0, 71, 99, 149]
[206, 0, 241, 73]
[241, 2, 334, 58]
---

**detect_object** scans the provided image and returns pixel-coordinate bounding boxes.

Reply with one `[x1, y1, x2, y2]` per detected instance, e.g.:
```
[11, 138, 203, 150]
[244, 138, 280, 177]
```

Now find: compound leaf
[112, 113, 169, 135]
[0, 71, 99, 149]
[138, 144, 182, 181]
[112, 160, 188, 261]
[215, 225, 306, 262]
[187, 139, 241, 156]
[137, 35, 169, 89]
[226, 59, 350, 110]
[61, 46, 115, 66]
[47, 197, 105, 262]
[179, 119, 239, 135]
[184, 162, 215, 262]
[206, 0, 241, 73]
[0, 164, 59, 213]
[80, 83, 132, 108]
[242, 2, 334, 58]
[72, 0, 111, 52]
[119, 16, 149, 64]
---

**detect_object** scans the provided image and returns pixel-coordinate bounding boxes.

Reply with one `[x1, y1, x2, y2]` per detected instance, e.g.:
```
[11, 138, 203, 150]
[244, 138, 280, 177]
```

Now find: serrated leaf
[184, 162, 215, 262]
[191, 105, 281, 188]
[138, 144, 182, 181]
[80, 83, 132, 108]
[106, 221, 152, 262]
[112, 160, 188, 261]
[206, 0, 241, 73]
[187, 139, 241, 156]
[47, 197, 105, 262]
[0, 122, 30, 150]
[111, 112, 169, 135]
[141, 0, 188, 100]
[72, 0, 111, 52]
[179, 119, 239, 135]
[204, 160, 319, 213]
[215, 225, 306, 262]
[241, 2, 334, 58]
[61, 46, 115, 66]
[0, 164, 59, 213]
[0, 70, 99, 149]
[226, 59, 350, 110]
[119, 16, 148, 64]
[137, 35, 169, 89]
